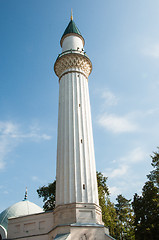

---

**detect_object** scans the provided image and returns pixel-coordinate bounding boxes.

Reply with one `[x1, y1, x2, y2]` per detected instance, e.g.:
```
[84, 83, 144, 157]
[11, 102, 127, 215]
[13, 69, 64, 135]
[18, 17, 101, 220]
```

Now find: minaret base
[51, 203, 114, 240]
[50, 223, 114, 240]
[53, 203, 103, 227]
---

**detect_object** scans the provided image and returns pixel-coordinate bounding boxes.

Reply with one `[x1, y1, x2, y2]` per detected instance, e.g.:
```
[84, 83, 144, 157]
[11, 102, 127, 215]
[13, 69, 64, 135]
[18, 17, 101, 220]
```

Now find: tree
[132, 147, 159, 240]
[115, 195, 134, 240]
[97, 172, 118, 238]
[37, 180, 56, 211]
[147, 148, 159, 188]
[133, 181, 159, 240]
[97, 171, 109, 208]
[104, 197, 118, 238]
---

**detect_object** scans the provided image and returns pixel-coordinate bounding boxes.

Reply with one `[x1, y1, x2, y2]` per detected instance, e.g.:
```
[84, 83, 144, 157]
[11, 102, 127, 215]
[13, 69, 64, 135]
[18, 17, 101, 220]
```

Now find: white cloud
[103, 147, 148, 200]
[0, 121, 18, 136]
[32, 176, 44, 184]
[120, 147, 147, 163]
[0, 121, 52, 170]
[145, 107, 159, 115]
[3, 190, 9, 195]
[107, 164, 129, 178]
[32, 176, 39, 181]
[98, 113, 137, 133]
[0, 185, 9, 195]
[142, 43, 159, 58]
[104, 147, 147, 179]
[12, 132, 52, 141]
[109, 186, 122, 197]
[0, 123, 18, 170]
[101, 89, 118, 106]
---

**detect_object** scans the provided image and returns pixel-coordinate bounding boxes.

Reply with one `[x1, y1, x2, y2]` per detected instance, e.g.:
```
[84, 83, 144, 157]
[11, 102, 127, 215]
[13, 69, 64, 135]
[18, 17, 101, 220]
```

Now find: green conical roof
[61, 20, 82, 39]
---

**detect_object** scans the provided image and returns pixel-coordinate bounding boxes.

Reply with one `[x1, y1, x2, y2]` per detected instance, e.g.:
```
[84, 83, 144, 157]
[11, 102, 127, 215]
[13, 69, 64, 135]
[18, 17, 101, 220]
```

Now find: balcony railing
[56, 49, 89, 60]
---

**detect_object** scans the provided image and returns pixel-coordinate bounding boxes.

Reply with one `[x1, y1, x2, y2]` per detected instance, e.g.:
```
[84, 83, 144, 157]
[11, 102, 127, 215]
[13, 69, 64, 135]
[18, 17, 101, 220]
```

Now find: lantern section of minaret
[54, 17, 99, 209]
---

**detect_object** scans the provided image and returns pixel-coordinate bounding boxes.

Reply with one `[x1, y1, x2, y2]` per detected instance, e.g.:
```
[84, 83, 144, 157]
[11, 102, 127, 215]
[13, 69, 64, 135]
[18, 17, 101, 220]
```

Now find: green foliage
[97, 172, 118, 238]
[97, 172, 135, 239]
[104, 197, 118, 237]
[133, 147, 159, 240]
[115, 194, 135, 240]
[132, 181, 159, 240]
[97, 171, 109, 207]
[37, 180, 56, 211]
[147, 148, 159, 188]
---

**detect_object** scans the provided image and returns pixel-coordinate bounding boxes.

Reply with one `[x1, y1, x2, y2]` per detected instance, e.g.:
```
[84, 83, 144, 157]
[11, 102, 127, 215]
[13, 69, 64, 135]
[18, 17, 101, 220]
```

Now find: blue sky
[0, 0, 159, 212]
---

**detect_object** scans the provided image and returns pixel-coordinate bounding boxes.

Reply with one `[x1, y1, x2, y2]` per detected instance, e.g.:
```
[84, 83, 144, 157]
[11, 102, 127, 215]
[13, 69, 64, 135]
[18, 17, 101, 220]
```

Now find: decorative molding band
[54, 53, 92, 78]
[59, 70, 88, 81]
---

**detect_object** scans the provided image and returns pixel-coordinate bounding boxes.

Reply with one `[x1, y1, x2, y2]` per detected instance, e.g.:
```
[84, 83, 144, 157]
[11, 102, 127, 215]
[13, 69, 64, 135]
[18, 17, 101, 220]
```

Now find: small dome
[0, 200, 43, 231]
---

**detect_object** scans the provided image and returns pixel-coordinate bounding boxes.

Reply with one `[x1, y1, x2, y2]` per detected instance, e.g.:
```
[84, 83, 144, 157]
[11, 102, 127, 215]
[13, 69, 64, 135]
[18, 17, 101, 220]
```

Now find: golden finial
[71, 9, 73, 20]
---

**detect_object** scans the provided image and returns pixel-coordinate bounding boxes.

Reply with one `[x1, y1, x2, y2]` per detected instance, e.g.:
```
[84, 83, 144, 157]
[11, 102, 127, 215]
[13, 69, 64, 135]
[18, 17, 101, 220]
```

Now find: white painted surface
[62, 35, 84, 52]
[56, 70, 99, 206]
[8, 212, 53, 239]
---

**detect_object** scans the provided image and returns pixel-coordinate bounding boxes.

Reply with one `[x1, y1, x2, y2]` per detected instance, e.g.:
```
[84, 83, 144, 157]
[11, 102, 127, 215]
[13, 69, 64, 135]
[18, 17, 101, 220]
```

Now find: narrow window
[81, 139, 82, 143]
[79, 104, 81, 107]
[83, 184, 85, 190]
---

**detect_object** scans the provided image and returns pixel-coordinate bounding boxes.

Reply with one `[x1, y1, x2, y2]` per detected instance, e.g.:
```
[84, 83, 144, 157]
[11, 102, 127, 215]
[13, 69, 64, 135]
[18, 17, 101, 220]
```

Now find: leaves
[97, 171, 118, 237]
[132, 181, 159, 240]
[115, 194, 135, 240]
[37, 180, 56, 211]
[147, 148, 159, 188]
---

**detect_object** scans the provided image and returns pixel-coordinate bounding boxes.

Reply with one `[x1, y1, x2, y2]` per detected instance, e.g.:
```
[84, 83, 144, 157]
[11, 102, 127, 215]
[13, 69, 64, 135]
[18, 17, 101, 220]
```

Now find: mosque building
[0, 190, 43, 239]
[0, 15, 114, 240]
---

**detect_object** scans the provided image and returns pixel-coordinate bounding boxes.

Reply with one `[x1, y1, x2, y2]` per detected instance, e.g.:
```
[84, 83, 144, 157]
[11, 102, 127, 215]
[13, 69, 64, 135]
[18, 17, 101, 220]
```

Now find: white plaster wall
[7, 212, 53, 239]
[62, 35, 84, 52]
[56, 70, 99, 206]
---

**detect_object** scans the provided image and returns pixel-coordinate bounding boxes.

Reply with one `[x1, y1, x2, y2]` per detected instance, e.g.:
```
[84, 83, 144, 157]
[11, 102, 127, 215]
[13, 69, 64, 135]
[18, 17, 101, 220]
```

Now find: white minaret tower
[54, 15, 99, 208]
[53, 14, 112, 240]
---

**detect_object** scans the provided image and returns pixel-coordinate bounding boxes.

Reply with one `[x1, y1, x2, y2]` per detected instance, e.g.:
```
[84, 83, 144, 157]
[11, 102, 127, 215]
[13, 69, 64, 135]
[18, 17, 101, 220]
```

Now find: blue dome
[0, 200, 43, 231]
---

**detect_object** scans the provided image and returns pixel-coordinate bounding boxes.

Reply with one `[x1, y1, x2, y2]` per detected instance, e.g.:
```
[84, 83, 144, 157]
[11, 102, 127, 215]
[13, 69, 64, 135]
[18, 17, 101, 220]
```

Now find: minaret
[53, 15, 112, 239]
[54, 15, 99, 208]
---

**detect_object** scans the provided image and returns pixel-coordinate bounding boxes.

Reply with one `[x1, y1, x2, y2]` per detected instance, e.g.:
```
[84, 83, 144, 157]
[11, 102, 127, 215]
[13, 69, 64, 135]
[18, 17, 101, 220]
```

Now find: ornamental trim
[54, 53, 92, 78]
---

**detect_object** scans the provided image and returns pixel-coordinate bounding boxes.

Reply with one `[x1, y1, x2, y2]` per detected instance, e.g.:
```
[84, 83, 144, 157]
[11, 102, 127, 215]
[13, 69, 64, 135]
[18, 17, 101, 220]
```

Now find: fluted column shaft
[56, 67, 99, 206]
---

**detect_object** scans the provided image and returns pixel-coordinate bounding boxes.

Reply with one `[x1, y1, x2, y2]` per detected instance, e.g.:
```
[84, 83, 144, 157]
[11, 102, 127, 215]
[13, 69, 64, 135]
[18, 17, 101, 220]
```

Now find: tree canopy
[115, 195, 134, 240]
[132, 148, 159, 240]
[147, 148, 159, 188]
[37, 180, 56, 211]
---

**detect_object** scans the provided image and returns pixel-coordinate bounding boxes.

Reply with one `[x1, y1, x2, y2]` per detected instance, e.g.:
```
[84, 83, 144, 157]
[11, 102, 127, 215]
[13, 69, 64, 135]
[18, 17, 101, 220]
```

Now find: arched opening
[0, 225, 7, 239]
